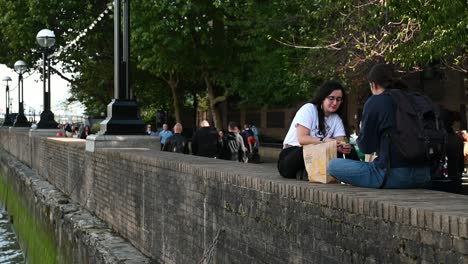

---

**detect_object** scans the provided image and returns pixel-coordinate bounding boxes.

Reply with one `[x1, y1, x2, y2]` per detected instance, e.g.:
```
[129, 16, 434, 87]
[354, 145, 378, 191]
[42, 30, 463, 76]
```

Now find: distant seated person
[146, 124, 156, 136]
[241, 123, 256, 153]
[80, 125, 91, 139]
[428, 108, 464, 193]
[159, 123, 173, 150]
[462, 130, 468, 167]
[162, 123, 189, 154]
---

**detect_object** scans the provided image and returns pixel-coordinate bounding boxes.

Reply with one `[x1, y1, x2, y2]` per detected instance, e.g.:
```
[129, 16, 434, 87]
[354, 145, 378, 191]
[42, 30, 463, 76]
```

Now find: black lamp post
[99, 0, 144, 135]
[1, 76, 12, 126]
[13, 60, 30, 127]
[36, 29, 58, 129]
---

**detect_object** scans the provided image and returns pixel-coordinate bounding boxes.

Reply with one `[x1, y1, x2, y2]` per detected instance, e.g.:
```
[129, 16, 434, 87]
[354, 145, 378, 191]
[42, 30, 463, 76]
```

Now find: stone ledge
[0, 150, 153, 264]
[97, 147, 468, 239]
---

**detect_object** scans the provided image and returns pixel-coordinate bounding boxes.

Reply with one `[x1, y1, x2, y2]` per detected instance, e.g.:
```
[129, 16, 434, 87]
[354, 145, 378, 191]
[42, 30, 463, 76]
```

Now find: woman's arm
[296, 125, 323, 145]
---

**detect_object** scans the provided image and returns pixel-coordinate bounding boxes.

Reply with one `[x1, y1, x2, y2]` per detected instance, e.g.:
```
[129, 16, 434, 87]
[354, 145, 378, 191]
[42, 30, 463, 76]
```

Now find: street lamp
[1, 76, 12, 126]
[99, 0, 144, 135]
[36, 29, 58, 129]
[13, 60, 30, 127]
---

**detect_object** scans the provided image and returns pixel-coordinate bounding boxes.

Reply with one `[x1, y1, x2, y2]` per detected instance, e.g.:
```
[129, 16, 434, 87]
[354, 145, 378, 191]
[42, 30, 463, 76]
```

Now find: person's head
[462, 130, 468, 142]
[163, 123, 169, 131]
[173, 123, 183, 134]
[310, 80, 347, 137]
[311, 80, 346, 116]
[200, 120, 210, 128]
[244, 123, 250, 130]
[218, 130, 224, 137]
[146, 124, 153, 131]
[367, 63, 408, 95]
[228, 121, 239, 132]
[85, 125, 91, 133]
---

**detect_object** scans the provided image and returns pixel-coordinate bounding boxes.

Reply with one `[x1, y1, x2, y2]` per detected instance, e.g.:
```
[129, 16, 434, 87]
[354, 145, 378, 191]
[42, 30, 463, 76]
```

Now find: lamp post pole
[1, 76, 12, 126]
[99, 0, 144, 135]
[36, 29, 58, 129]
[13, 60, 30, 127]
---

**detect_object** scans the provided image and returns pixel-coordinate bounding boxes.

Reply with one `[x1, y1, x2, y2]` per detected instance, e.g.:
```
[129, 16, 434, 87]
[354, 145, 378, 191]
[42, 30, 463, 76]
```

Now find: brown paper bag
[303, 140, 337, 183]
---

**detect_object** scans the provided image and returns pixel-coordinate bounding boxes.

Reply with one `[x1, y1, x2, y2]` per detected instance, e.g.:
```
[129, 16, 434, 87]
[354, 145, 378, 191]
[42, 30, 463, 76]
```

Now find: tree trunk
[168, 74, 182, 123]
[204, 76, 223, 129]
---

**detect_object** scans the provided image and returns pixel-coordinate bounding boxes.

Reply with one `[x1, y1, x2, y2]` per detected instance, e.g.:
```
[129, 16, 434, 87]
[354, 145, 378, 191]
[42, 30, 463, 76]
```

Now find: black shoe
[296, 169, 308, 181]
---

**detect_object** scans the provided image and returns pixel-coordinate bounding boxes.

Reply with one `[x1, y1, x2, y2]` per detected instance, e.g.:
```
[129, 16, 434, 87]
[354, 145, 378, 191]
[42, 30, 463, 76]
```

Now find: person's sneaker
[296, 169, 308, 181]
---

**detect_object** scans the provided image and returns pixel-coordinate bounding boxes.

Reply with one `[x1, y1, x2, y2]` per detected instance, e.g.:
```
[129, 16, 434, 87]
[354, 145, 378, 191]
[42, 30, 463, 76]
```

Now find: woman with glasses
[278, 80, 352, 179]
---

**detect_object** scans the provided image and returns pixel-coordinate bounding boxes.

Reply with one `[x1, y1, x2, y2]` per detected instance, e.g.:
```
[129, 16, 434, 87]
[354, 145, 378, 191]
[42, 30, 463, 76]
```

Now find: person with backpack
[223, 121, 247, 162]
[328, 63, 432, 188]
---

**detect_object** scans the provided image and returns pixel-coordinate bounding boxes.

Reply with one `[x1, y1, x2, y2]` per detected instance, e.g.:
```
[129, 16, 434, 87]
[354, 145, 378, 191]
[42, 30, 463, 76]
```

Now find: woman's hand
[337, 141, 352, 154]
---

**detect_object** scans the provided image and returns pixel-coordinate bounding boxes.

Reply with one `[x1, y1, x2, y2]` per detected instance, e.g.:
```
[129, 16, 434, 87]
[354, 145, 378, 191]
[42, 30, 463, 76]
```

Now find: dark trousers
[277, 145, 360, 179]
[277, 147, 304, 179]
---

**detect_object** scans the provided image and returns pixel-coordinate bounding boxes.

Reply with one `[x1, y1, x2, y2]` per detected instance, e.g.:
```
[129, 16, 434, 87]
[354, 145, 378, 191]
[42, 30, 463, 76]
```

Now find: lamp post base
[13, 113, 30, 127]
[37, 110, 58, 129]
[99, 99, 145, 135]
[3, 114, 13, 127]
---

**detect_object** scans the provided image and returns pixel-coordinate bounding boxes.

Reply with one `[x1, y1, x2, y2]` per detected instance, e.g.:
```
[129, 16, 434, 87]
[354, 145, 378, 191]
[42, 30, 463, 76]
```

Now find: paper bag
[303, 140, 337, 183]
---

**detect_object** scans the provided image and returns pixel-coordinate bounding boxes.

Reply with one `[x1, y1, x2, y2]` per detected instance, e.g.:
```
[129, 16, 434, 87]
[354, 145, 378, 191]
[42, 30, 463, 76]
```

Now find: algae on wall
[0, 168, 60, 264]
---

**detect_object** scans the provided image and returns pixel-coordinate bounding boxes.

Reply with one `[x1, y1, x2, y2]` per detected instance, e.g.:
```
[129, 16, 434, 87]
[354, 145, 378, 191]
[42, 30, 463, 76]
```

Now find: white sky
[0, 63, 84, 116]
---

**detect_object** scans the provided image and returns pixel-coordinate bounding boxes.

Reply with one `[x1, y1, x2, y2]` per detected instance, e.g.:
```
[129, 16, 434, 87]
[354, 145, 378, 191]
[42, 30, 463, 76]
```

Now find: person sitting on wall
[328, 63, 431, 188]
[162, 123, 189, 154]
[428, 107, 464, 193]
[277, 80, 352, 179]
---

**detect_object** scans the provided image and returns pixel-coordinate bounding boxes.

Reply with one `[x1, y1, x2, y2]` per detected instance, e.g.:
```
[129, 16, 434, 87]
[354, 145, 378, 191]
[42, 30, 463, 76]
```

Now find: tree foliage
[0, 0, 464, 123]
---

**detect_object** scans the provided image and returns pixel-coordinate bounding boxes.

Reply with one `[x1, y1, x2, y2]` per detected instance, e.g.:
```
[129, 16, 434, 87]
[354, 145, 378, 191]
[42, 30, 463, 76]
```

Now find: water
[0, 203, 25, 263]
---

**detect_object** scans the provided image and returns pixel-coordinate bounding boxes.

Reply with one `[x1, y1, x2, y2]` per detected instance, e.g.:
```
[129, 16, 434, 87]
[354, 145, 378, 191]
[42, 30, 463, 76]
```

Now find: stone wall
[1, 128, 467, 263]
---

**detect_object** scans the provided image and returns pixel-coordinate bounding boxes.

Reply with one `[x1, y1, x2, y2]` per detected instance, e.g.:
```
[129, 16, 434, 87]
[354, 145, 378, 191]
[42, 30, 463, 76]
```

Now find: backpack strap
[379, 131, 391, 189]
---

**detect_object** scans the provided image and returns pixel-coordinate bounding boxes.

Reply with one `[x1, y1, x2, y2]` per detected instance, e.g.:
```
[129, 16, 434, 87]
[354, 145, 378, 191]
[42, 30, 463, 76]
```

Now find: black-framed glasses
[326, 96, 343, 103]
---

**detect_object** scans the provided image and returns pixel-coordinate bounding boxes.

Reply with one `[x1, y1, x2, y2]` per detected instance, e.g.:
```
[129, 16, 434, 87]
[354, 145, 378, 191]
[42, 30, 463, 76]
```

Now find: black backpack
[385, 89, 447, 163]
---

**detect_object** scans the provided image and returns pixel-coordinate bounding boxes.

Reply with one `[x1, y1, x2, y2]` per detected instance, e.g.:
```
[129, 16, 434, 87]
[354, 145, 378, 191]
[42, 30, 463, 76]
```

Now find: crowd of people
[151, 120, 260, 163]
[55, 123, 92, 139]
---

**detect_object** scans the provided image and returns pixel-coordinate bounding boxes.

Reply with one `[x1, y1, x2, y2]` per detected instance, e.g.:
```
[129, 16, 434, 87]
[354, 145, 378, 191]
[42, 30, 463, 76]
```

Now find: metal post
[3, 83, 12, 126]
[114, 0, 123, 99]
[37, 47, 58, 129]
[99, 0, 144, 135]
[13, 72, 29, 127]
[123, 0, 130, 99]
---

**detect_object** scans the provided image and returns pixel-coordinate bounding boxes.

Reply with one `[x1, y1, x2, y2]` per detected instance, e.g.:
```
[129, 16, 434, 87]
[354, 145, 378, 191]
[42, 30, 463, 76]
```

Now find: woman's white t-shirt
[283, 103, 346, 147]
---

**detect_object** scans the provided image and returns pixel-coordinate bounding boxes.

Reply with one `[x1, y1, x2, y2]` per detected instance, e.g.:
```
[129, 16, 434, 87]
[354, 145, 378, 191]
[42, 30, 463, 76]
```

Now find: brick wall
[1, 128, 467, 263]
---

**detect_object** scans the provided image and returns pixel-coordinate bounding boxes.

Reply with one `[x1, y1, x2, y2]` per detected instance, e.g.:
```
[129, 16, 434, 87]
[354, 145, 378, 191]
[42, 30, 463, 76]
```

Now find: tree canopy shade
[0, 0, 465, 125]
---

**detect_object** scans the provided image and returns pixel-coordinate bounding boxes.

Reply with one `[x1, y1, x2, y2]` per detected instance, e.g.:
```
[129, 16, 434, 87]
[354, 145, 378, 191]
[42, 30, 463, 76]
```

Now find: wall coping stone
[85, 134, 159, 152]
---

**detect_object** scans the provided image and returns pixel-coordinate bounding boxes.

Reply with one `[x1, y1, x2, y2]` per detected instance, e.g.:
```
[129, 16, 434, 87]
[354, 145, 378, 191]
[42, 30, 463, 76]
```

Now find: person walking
[159, 123, 173, 150]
